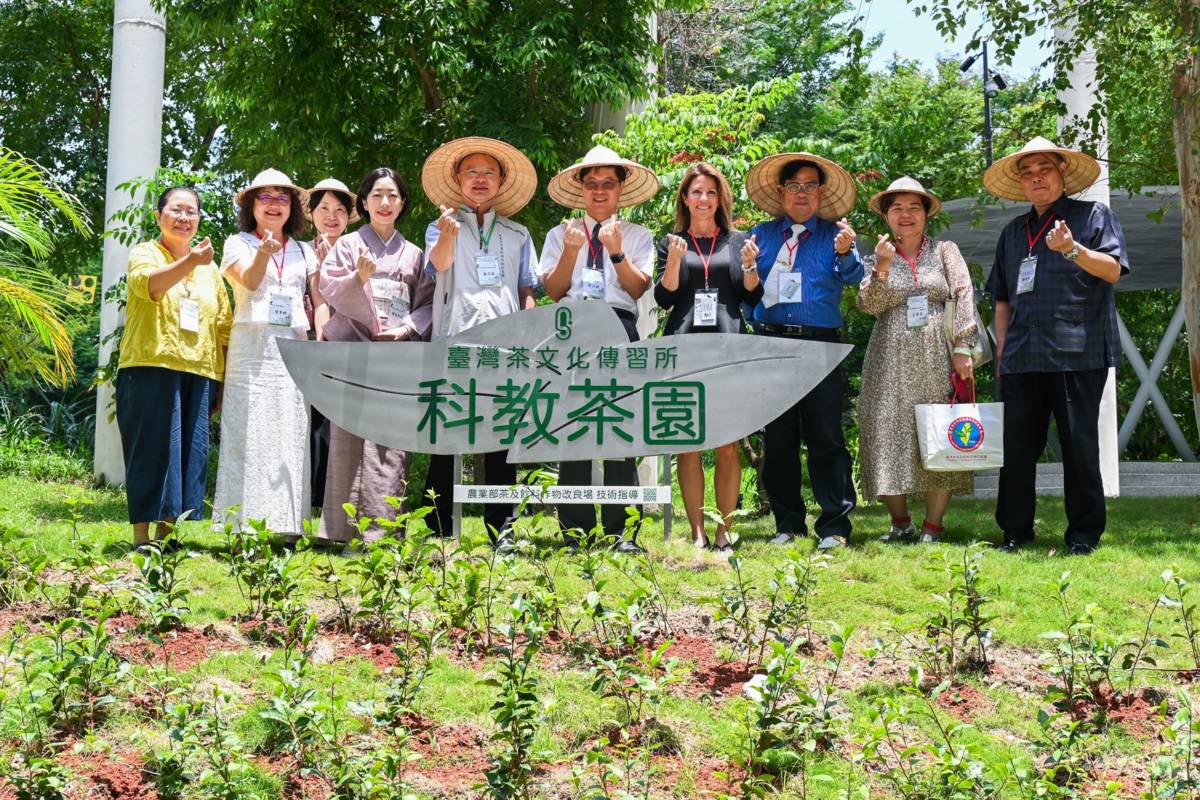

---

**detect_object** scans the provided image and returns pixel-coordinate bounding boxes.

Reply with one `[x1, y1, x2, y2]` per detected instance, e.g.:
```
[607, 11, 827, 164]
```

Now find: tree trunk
[1175, 38, 1200, 444]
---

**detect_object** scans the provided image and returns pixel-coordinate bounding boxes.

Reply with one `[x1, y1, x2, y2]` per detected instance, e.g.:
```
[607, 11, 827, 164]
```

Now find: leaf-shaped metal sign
[278, 302, 850, 463]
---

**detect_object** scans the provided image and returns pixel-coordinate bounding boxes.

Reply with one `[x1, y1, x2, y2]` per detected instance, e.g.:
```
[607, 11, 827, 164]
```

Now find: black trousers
[761, 348, 856, 540]
[557, 308, 643, 542]
[309, 407, 330, 511]
[423, 451, 517, 540]
[558, 458, 642, 542]
[996, 369, 1107, 548]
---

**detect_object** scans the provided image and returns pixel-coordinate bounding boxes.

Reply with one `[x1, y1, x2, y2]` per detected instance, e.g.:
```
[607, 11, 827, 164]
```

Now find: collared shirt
[986, 194, 1129, 374]
[220, 231, 316, 331]
[745, 215, 864, 329]
[424, 206, 538, 340]
[538, 214, 654, 314]
[119, 241, 233, 381]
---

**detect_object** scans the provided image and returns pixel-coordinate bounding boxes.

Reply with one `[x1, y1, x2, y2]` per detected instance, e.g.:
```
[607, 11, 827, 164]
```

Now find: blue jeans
[115, 366, 214, 524]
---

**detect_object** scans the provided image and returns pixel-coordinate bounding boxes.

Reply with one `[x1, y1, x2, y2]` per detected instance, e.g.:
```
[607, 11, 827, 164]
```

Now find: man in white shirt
[419, 137, 540, 548]
[541, 146, 660, 552]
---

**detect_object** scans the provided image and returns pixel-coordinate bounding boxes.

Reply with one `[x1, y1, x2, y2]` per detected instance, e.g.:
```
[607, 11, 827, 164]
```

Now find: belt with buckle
[755, 323, 839, 339]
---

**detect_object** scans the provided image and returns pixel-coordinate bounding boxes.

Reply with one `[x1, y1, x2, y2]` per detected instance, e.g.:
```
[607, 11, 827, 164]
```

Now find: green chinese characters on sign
[643, 381, 705, 445]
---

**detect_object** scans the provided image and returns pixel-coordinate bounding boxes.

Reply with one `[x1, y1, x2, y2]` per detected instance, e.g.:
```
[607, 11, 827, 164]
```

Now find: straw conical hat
[982, 136, 1101, 202]
[421, 137, 537, 218]
[745, 152, 856, 220]
[547, 145, 660, 210]
[868, 176, 943, 217]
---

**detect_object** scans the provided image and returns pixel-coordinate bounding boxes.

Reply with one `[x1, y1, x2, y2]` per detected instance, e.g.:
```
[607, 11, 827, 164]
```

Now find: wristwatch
[610, 251, 626, 264]
[1064, 243, 1081, 262]
[743, 262, 758, 273]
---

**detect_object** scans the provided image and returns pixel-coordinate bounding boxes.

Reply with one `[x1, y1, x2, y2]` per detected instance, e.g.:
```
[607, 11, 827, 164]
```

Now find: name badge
[386, 284, 411, 328]
[268, 292, 293, 326]
[1017, 256, 1037, 294]
[476, 253, 502, 287]
[693, 290, 718, 326]
[906, 293, 929, 329]
[179, 297, 200, 333]
[778, 271, 803, 303]
[581, 267, 605, 299]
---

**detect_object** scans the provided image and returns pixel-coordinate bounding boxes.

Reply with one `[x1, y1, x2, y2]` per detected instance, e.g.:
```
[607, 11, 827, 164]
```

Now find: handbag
[938, 242, 992, 368]
[914, 378, 1004, 472]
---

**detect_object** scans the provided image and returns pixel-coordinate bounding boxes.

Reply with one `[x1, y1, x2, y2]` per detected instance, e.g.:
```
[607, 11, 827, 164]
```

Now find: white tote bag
[914, 401, 1005, 472]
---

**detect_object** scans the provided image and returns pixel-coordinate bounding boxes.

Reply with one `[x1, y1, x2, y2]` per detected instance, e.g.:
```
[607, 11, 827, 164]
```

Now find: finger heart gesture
[437, 205, 461, 236]
[875, 233, 896, 261]
[258, 231, 282, 255]
[356, 246, 377, 282]
[563, 219, 587, 250]
[598, 221, 622, 254]
[833, 217, 856, 255]
[741, 233, 760, 267]
[666, 234, 688, 265]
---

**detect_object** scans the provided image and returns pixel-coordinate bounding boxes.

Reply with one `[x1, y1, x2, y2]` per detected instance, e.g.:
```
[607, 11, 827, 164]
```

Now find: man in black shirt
[984, 137, 1129, 555]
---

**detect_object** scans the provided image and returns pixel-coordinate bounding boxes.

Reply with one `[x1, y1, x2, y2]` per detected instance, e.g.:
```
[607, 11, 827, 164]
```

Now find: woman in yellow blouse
[115, 187, 233, 550]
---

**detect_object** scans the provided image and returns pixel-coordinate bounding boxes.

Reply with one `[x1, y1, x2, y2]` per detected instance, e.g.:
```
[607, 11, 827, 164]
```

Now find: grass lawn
[0, 471, 1197, 799]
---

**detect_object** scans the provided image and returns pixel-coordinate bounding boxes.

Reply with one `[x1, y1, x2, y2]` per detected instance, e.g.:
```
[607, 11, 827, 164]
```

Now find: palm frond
[0, 266, 76, 386]
[0, 147, 90, 259]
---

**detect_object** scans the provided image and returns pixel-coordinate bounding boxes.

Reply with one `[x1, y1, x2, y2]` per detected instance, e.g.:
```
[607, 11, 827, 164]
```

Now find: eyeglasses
[163, 207, 199, 219]
[782, 181, 822, 195]
[256, 193, 292, 206]
[582, 180, 620, 192]
[460, 169, 500, 182]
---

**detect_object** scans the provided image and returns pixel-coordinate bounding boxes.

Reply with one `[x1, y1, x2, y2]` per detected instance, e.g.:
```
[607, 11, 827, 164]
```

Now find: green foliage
[130, 536, 191, 635]
[0, 147, 89, 387]
[1145, 690, 1200, 798]
[222, 516, 309, 630]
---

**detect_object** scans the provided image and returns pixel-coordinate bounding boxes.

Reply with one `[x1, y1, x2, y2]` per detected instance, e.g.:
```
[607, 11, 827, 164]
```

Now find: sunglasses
[782, 181, 822, 195]
[582, 179, 621, 192]
[256, 193, 292, 206]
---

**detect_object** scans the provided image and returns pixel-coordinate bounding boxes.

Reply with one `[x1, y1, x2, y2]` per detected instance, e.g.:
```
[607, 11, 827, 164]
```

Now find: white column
[93, 1, 167, 485]
[1056, 24, 1119, 497]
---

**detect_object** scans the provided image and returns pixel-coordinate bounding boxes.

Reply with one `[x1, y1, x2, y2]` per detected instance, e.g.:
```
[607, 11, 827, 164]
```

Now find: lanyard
[894, 236, 927, 284]
[783, 228, 811, 267]
[1025, 213, 1057, 256]
[476, 216, 498, 252]
[584, 221, 605, 270]
[255, 231, 288, 286]
[158, 239, 194, 297]
[688, 231, 719, 289]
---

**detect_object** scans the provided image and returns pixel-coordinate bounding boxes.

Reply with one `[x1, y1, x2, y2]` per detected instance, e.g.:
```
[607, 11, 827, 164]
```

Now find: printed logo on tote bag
[947, 417, 984, 452]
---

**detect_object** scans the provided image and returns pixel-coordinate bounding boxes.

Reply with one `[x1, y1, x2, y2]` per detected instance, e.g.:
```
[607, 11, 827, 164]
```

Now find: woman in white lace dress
[213, 169, 315, 536]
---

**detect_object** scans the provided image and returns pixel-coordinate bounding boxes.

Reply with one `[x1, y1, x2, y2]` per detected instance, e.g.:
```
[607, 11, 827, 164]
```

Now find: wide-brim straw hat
[868, 176, 943, 217]
[983, 136, 1101, 202]
[547, 145, 660, 210]
[235, 168, 308, 208]
[421, 136, 537, 218]
[307, 177, 360, 223]
[745, 152, 856, 220]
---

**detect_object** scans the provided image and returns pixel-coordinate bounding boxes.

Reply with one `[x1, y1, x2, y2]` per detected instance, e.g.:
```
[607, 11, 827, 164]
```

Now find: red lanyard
[783, 228, 811, 265]
[1025, 213, 1056, 256]
[584, 220, 605, 270]
[894, 236, 926, 284]
[688, 231, 719, 289]
[255, 231, 289, 285]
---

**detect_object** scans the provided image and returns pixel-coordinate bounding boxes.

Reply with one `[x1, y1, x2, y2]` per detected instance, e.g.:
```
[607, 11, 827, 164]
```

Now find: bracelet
[742, 263, 758, 273]
[952, 346, 974, 357]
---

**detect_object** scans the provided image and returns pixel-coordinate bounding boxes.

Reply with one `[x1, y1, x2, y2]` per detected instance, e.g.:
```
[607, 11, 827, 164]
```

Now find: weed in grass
[857, 667, 1016, 799]
[223, 516, 309, 633]
[0, 521, 46, 606]
[709, 550, 830, 672]
[260, 614, 326, 767]
[727, 623, 853, 799]
[1162, 569, 1200, 670]
[175, 689, 267, 800]
[130, 535, 190, 634]
[57, 497, 119, 617]
[481, 591, 550, 800]
[895, 544, 994, 688]
[1144, 689, 1200, 799]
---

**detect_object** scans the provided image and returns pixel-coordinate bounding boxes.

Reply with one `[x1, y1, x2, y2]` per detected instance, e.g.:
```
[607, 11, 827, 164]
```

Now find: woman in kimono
[316, 167, 435, 543]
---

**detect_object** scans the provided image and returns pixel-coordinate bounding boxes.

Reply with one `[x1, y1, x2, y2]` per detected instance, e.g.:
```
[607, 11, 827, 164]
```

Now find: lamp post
[960, 41, 1007, 166]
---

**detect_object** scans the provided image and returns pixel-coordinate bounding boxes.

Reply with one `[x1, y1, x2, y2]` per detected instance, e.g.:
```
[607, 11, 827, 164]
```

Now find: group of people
[114, 133, 1128, 558]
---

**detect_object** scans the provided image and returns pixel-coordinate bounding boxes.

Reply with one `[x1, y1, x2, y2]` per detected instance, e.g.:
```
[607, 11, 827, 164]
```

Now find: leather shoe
[1067, 542, 1096, 556]
[997, 539, 1024, 553]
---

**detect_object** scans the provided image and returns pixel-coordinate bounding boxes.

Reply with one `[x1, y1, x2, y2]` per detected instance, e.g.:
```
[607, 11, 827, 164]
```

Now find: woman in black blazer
[654, 162, 763, 551]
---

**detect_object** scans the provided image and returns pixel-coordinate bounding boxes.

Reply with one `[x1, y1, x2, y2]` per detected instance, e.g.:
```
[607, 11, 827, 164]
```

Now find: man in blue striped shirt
[743, 153, 864, 550]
